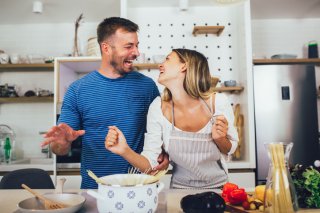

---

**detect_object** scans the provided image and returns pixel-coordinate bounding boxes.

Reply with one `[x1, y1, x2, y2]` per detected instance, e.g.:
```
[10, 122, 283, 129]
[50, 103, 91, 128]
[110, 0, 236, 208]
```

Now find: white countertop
[0, 189, 319, 213]
[0, 158, 54, 172]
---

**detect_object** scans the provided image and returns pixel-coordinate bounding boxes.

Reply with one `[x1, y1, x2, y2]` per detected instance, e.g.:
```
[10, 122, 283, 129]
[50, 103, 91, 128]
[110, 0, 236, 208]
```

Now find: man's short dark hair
[97, 17, 139, 44]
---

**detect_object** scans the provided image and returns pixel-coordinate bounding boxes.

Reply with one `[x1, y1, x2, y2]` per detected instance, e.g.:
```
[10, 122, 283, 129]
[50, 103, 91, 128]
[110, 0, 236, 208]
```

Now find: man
[41, 17, 168, 189]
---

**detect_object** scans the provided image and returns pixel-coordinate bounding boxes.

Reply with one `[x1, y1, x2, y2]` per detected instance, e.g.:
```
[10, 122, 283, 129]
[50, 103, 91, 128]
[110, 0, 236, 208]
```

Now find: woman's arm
[105, 97, 165, 173]
[105, 126, 152, 172]
[212, 116, 232, 154]
[212, 94, 239, 155]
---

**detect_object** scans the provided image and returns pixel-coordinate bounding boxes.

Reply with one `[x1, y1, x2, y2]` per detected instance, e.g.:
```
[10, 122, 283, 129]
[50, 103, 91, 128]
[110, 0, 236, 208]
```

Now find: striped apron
[168, 99, 228, 189]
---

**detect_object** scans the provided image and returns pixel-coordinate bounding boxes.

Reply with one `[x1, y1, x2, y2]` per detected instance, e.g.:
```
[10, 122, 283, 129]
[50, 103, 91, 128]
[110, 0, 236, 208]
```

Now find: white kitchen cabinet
[229, 171, 255, 189]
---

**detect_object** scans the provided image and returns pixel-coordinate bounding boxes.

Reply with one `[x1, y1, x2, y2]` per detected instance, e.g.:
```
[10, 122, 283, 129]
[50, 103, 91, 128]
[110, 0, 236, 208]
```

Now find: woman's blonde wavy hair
[162, 48, 213, 102]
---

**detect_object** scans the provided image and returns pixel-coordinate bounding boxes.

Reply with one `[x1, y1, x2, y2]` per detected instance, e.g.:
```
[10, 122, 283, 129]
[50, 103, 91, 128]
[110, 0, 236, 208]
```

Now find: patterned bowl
[87, 174, 164, 213]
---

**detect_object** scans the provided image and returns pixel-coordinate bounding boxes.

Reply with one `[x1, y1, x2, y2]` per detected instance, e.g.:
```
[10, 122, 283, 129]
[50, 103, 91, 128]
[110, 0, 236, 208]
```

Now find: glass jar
[264, 142, 298, 213]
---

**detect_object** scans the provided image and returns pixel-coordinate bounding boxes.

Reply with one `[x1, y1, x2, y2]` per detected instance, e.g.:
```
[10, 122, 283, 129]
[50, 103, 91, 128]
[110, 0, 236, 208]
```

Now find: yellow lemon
[254, 185, 266, 202]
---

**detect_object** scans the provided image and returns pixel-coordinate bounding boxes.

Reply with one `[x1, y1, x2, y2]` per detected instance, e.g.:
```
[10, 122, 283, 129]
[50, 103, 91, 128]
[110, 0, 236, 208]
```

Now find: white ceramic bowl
[87, 174, 164, 213]
[224, 80, 237, 87]
[18, 193, 86, 213]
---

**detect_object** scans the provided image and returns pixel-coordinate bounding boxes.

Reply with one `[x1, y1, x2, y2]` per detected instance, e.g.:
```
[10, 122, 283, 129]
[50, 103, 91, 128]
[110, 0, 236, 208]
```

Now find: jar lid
[308, 40, 318, 46]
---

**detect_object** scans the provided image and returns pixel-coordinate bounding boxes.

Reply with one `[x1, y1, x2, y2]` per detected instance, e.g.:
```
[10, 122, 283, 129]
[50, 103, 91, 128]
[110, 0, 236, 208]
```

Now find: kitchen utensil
[143, 169, 168, 184]
[211, 76, 219, 87]
[10, 53, 20, 64]
[18, 193, 86, 213]
[55, 178, 66, 194]
[128, 167, 151, 174]
[224, 80, 237, 87]
[87, 176, 164, 213]
[135, 53, 145, 63]
[233, 104, 240, 126]
[271, 54, 297, 59]
[87, 170, 108, 185]
[128, 167, 140, 174]
[0, 53, 9, 64]
[21, 184, 66, 209]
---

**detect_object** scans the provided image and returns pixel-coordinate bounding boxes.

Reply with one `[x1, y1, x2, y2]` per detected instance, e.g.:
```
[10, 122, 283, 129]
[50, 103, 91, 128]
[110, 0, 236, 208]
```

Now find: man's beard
[110, 56, 133, 76]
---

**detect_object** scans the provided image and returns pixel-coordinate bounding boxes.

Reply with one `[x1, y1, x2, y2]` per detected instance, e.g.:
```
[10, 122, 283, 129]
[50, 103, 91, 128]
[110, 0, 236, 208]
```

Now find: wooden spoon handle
[21, 184, 45, 201]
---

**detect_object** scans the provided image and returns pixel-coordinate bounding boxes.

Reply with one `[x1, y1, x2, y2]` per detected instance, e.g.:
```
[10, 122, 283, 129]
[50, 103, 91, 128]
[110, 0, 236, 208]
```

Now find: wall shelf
[133, 63, 159, 70]
[212, 86, 244, 93]
[0, 96, 53, 103]
[0, 63, 54, 71]
[253, 58, 320, 65]
[192, 26, 225, 36]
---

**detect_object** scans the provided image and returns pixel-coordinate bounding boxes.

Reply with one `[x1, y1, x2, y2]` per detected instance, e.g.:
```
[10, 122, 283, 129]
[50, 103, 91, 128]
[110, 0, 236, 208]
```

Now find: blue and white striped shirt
[58, 70, 159, 189]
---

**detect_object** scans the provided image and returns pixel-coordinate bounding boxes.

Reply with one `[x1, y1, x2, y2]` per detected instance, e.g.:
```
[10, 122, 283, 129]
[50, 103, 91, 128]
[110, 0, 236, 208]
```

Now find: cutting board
[166, 192, 258, 213]
[165, 192, 319, 213]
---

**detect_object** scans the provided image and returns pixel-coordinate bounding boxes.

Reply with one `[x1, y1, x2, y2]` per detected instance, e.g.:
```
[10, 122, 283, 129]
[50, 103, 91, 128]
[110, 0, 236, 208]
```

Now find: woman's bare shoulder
[161, 99, 171, 120]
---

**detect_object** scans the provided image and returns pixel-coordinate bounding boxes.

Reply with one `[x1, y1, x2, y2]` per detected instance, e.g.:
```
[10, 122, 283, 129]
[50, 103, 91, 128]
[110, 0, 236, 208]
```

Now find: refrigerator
[253, 64, 320, 184]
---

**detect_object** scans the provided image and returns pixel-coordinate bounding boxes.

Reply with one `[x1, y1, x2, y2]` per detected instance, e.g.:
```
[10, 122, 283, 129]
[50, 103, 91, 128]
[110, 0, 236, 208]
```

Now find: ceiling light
[215, 0, 247, 4]
[33, 1, 43, 14]
[179, 0, 188, 11]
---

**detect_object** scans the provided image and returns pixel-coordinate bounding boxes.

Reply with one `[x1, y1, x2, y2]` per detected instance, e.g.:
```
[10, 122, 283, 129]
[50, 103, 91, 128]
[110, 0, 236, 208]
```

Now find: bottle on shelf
[4, 137, 11, 164]
[0, 139, 4, 163]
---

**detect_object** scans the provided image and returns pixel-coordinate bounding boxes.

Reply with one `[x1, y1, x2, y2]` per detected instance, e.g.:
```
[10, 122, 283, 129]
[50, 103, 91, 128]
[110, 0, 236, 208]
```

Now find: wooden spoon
[21, 184, 67, 210]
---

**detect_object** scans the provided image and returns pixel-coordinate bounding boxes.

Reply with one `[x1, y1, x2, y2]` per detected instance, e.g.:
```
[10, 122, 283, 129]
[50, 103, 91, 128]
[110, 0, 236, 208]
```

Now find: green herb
[291, 164, 320, 208]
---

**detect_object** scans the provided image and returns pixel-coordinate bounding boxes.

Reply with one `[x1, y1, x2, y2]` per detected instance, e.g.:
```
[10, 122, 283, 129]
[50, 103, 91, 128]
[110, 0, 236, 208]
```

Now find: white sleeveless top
[141, 93, 239, 176]
[166, 96, 229, 188]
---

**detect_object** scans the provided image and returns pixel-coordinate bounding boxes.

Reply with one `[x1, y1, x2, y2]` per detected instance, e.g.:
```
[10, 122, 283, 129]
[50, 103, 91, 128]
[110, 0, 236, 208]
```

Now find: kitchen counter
[0, 158, 54, 173]
[0, 189, 319, 213]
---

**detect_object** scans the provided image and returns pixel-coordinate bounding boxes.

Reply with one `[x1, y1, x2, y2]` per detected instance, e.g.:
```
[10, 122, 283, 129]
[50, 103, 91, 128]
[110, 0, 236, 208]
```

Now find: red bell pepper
[222, 182, 239, 202]
[227, 188, 248, 205]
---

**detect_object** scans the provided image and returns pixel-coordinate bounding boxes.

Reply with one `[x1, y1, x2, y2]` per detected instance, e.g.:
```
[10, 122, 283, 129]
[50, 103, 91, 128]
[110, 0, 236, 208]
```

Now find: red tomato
[227, 188, 248, 205]
[242, 200, 250, 210]
[222, 182, 239, 202]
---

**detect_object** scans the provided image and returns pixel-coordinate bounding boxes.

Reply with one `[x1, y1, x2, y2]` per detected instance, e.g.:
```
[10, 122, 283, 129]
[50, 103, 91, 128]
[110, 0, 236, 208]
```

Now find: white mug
[10, 54, 20, 64]
[0, 53, 9, 64]
[135, 53, 145, 63]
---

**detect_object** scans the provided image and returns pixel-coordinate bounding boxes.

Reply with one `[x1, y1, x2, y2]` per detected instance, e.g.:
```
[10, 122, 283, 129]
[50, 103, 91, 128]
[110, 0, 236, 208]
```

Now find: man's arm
[41, 123, 85, 155]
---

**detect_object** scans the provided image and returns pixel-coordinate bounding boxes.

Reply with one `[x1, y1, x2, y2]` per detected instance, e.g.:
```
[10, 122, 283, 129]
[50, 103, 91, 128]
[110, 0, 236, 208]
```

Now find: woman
[105, 48, 238, 189]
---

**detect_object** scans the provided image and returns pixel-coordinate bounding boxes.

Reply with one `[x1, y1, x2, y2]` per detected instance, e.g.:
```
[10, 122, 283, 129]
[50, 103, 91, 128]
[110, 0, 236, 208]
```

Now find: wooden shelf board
[0, 96, 53, 103]
[192, 26, 225, 36]
[253, 58, 320, 65]
[0, 63, 54, 71]
[212, 86, 244, 92]
[133, 63, 159, 70]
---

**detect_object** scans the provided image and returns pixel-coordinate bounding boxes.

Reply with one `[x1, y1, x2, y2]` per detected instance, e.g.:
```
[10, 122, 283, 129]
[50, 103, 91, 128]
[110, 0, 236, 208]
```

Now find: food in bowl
[224, 80, 237, 87]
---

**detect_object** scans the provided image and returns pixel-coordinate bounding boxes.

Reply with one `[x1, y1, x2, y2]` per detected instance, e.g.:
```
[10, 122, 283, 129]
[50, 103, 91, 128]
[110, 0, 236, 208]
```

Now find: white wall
[0, 22, 99, 159]
[251, 18, 320, 59]
[0, 22, 99, 57]
[252, 18, 320, 130]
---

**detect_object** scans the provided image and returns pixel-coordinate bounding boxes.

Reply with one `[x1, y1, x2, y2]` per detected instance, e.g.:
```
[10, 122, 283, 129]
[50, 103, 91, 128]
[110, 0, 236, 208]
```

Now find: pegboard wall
[128, 5, 247, 105]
